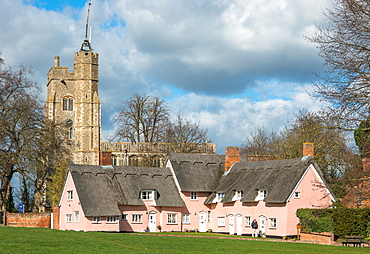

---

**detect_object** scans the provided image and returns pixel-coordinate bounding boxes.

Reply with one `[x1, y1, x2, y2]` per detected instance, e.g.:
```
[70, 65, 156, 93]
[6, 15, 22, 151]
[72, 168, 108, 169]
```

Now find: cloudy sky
[1, 0, 332, 153]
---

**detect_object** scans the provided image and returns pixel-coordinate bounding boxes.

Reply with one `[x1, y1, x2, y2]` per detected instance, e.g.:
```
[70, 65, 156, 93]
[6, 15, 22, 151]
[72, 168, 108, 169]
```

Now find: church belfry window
[63, 97, 74, 111]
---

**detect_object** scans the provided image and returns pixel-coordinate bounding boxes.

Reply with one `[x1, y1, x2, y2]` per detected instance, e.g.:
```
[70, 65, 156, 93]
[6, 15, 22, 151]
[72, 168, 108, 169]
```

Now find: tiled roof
[69, 164, 184, 217]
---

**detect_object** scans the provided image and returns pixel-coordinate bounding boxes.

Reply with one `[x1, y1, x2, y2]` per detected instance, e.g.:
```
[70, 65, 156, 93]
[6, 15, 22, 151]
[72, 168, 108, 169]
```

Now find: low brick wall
[300, 232, 334, 245]
[53, 206, 60, 230]
[6, 212, 51, 228]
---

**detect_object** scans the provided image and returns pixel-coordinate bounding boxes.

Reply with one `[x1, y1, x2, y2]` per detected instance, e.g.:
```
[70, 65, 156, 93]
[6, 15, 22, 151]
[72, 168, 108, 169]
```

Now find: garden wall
[300, 232, 334, 245]
[6, 212, 51, 228]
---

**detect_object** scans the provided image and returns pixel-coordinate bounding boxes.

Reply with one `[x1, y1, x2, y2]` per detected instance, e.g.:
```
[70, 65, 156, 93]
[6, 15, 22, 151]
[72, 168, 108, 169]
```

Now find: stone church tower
[44, 39, 101, 165]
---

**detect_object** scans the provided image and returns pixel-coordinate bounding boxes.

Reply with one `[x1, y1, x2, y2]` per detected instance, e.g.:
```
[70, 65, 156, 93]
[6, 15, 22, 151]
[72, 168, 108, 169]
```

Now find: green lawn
[1, 227, 370, 254]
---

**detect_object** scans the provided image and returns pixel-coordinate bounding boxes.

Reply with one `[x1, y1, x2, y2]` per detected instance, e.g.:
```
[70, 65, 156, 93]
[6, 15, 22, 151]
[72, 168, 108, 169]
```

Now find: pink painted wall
[59, 172, 119, 232]
[58, 163, 333, 235]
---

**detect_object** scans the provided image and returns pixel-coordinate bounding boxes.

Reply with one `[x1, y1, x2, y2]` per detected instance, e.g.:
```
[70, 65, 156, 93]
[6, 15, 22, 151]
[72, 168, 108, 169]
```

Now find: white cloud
[0, 0, 333, 153]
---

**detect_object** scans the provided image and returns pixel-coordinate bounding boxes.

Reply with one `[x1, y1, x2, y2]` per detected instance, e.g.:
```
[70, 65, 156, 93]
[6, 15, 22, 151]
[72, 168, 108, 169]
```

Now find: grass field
[1, 227, 370, 254]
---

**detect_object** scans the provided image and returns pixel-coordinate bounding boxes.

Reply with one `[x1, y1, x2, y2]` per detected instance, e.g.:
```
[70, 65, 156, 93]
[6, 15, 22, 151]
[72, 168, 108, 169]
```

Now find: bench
[342, 236, 365, 247]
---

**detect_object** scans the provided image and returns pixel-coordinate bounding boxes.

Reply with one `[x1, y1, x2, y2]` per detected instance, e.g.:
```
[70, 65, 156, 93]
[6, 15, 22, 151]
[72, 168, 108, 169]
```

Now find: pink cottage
[58, 145, 335, 237]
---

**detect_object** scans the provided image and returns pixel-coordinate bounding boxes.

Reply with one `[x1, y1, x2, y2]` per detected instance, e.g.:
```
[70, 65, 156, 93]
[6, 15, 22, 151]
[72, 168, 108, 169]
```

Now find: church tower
[44, 2, 101, 165]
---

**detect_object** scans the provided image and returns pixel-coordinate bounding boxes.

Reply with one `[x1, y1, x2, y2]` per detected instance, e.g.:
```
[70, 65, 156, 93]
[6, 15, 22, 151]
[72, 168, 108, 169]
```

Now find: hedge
[297, 208, 370, 238]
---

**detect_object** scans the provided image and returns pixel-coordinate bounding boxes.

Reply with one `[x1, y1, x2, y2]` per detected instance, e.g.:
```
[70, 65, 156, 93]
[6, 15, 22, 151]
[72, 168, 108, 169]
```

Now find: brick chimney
[225, 146, 240, 172]
[99, 151, 113, 165]
[303, 143, 314, 158]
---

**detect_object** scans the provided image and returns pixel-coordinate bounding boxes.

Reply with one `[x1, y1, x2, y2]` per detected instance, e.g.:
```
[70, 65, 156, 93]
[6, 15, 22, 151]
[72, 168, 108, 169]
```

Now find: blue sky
[2, 0, 332, 154]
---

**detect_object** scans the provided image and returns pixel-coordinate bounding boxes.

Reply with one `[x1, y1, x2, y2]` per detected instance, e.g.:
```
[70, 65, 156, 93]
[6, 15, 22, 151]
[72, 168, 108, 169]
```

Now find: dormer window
[255, 189, 267, 201]
[63, 97, 74, 111]
[232, 190, 243, 201]
[141, 190, 154, 200]
[217, 193, 224, 202]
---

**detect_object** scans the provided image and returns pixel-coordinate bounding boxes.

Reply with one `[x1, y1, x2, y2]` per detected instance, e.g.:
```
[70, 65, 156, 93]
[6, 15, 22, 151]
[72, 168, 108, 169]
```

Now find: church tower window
[63, 97, 74, 111]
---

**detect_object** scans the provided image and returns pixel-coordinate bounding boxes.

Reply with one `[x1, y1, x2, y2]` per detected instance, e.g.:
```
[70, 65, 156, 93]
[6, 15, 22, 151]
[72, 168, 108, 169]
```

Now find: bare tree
[241, 111, 360, 197]
[114, 94, 169, 143]
[0, 60, 68, 211]
[308, 0, 370, 130]
[0, 63, 42, 211]
[164, 114, 211, 153]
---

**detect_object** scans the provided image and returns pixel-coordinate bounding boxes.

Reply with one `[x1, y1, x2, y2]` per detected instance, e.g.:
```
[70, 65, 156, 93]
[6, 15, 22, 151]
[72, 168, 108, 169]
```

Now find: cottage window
[74, 211, 80, 223]
[67, 190, 73, 201]
[141, 190, 154, 200]
[294, 192, 300, 199]
[255, 189, 267, 201]
[107, 216, 117, 223]
[182, 213, 190, 224]
[245, 216, 251, 227]
[232, 190, 243, 201]
[121, 214, 128, 220]
[132, 214, 142, 223]
[66, 214, 72, 223]
[217, 217, 225, 227]
[62, 97, 73, 111]
[190, 192, 198, 200]
[167, 213, 177, 224]
[270, 218, 277, 229]
[217, 193, 225, 202]
[92, 216, 101, 224]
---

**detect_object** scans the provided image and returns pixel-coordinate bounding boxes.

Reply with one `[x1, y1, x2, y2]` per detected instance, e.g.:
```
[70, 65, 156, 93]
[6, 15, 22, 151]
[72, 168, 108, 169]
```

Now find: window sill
[131, 222, 142, 224]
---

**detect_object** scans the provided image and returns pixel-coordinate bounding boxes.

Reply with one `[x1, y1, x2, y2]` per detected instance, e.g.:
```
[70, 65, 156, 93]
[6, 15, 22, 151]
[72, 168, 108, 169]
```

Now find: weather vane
[80, 0, 93, 51]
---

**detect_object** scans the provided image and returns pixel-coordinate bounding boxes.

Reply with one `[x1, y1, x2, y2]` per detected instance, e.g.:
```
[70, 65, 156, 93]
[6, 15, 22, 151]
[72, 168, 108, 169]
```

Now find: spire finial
[81, 0, 93, 51]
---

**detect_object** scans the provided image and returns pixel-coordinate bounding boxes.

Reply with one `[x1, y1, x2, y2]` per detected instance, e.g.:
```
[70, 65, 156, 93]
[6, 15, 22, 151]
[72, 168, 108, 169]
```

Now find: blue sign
[18, 203, 24, 213]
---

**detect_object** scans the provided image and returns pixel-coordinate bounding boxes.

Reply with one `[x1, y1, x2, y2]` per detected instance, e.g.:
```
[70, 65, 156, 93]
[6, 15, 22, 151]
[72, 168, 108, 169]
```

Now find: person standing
[251, 219, 258, 237]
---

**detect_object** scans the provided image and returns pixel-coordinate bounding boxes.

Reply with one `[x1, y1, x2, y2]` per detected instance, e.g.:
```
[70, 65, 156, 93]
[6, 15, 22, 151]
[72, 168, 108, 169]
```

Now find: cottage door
[259, 215, 266, 236]
[236, 214, 243, 235]
[228, 214, 235, 235]
[148, 212, 156, 232]
[199, 211, 207, 232]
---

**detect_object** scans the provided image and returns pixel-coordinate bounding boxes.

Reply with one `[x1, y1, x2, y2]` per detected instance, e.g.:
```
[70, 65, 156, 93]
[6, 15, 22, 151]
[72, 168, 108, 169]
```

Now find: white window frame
[182, 213, 190, 224]
[217, 193, 225, 202]
[141, 190, 154, 201]
[74, 211, 79, 223]
[107, 216, 117, 223]
[66, 214, 72, 223]
[294, 192, 300, 199]
[255, 189, 267, 201]
[217, 217, 225, 227]
[269, 218, 277, 229]
[232, 190, 243, 201]
[245, 216, 251, 227]
[121, 214, 128, 221]
[67, 190, 73, 201]
[92, 216, 101, 224]
[132, 214, 142, 223]
[167, 213, 177, 224]
[190, 192, 198, 200]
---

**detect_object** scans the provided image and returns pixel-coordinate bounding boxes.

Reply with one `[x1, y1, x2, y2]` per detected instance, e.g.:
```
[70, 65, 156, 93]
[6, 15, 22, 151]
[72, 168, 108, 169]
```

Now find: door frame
[148, 211, 157, 232]
[199, 211, 207, 232]
[236, 214, 243, 235]
[228, 214, 235, 235]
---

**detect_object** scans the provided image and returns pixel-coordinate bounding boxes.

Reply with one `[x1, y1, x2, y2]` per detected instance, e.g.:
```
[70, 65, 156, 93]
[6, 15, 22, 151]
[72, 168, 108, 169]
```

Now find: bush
[297, 208, 370, 237]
